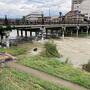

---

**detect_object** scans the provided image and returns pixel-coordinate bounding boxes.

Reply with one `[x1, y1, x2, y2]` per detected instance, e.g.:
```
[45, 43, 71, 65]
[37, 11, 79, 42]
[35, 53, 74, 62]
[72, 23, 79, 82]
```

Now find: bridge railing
[0, 19, 90, 25]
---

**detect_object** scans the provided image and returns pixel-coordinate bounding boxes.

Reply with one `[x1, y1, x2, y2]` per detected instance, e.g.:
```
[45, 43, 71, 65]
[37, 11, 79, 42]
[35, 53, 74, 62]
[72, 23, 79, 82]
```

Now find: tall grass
[0, 68, 70, 90]
[42, 41, 60, 58]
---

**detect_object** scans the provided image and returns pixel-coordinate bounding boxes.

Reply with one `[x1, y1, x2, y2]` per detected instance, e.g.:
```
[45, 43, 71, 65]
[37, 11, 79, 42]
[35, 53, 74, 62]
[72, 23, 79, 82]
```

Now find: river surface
[9, 30, 35, 39]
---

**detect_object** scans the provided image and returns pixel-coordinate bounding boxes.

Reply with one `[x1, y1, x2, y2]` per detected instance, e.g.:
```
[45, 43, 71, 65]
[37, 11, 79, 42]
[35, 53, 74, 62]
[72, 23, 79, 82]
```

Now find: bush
[83, 61, 90, 72]
[43, 41, 60, 58]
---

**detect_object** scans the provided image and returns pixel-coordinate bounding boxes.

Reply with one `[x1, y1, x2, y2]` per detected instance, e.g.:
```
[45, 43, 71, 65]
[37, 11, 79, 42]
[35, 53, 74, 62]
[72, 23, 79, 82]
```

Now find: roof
[65, 10, 84, 17]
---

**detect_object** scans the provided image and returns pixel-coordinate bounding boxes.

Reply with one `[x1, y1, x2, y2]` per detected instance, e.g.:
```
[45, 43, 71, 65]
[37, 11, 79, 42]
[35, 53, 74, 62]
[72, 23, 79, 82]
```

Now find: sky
[0, 0, 71, 18]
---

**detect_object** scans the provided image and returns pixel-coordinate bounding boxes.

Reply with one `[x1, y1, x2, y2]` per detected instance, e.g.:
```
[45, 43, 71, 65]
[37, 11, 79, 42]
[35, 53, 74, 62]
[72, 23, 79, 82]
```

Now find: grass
[0, 42, 38, 56]
[0, 46, 27, 56]
[18, 56, 90, 89]
[42, 41, 60, 58]
[0, 68, 70, 90]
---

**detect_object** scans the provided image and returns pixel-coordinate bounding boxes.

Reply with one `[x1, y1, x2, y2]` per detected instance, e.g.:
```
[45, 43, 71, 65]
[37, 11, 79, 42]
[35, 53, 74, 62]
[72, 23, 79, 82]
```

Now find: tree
[59, 12, 62, 17]
[0, 26, 5, 46]
[4, 15, 8, 25]
[22, 16, 26, 24]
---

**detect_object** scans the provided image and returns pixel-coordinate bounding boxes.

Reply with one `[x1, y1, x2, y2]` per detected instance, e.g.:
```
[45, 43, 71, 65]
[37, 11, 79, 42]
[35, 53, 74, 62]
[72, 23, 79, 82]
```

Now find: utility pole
[41, 12, 44, 25]
[49, 8, 51, 24]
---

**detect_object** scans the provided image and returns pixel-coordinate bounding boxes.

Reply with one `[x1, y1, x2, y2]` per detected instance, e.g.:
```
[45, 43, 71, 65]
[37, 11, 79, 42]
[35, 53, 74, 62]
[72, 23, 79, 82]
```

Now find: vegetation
[1, 42, 90, 89]
[18, 56, 90, 89]
[83, 61, 90, 72]
[42, 41, 60, 58]
[0, 25, 12, 31]
[0, 47, 27, 56]
[0, 68, 70, 90]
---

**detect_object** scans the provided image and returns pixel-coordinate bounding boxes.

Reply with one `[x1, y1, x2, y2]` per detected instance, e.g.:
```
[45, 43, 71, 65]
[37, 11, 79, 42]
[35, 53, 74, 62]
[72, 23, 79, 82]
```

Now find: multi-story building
[72, 0, 83, 11]
[24, 13, 64, 24]
[65, 10, 85, 24]
[24, 13, 43, 24]
[72, 0, 90, 20]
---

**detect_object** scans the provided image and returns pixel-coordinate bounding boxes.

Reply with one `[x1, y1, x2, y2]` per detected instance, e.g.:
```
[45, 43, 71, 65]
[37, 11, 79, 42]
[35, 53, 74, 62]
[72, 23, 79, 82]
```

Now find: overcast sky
[0, 0, 71, 18]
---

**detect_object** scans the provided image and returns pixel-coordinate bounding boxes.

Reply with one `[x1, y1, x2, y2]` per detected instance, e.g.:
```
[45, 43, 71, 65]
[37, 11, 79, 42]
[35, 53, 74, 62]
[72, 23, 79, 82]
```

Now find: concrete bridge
[14, 24, 90, 28]
[1, 24, 90, 47]
[11, 24, 90, 39]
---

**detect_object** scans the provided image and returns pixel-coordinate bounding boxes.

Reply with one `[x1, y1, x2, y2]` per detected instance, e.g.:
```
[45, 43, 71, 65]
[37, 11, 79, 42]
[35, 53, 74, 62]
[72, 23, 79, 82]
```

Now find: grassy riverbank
[0, 68, 70, 90]
[0, 47, 26, 56]
[1, 41, 90, 89]
[18, 56, 90, 89]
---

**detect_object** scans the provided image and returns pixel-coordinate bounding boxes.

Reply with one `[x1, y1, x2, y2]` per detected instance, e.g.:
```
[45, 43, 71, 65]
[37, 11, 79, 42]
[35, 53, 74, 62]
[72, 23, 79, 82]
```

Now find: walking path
[7, 62, 88, 90]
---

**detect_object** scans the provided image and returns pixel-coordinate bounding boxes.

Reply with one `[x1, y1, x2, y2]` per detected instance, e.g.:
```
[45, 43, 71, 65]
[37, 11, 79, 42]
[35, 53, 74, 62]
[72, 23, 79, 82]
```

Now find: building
[72, 0, 83, 11]
[0, 18, 21, 25]
[65, 10, 85, 24]
[24, 13, 43, 24]
[24, 12, 64, 24]
[72, 0, 90, 20]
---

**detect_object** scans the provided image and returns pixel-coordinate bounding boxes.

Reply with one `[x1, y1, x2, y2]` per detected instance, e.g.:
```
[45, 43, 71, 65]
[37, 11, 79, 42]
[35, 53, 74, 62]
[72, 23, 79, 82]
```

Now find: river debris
[0, 53, 16, 67]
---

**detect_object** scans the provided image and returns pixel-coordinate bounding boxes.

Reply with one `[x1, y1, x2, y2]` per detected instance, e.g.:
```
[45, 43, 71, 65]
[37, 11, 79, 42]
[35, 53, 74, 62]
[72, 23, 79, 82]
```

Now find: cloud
[0, 0, 71, 18]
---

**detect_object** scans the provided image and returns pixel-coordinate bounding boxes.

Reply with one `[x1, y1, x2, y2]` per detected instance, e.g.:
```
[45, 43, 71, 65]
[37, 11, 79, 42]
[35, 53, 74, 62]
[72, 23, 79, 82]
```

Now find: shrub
[82, 61, 90, 72]
[43, 41, 60, 58]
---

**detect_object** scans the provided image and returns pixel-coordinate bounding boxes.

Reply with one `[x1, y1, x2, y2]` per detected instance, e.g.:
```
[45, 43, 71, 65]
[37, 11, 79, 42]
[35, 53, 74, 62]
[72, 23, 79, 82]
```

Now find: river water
[9, 30, 35, 39]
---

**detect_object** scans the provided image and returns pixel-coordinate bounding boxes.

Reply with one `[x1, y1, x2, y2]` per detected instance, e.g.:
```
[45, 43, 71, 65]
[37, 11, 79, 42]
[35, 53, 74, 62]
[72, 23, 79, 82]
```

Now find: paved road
[8, 62, 88, 90]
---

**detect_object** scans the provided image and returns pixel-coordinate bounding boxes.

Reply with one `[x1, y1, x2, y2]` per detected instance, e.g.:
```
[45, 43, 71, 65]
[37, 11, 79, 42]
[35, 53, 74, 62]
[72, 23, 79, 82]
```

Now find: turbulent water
[9, 30, 35, 39]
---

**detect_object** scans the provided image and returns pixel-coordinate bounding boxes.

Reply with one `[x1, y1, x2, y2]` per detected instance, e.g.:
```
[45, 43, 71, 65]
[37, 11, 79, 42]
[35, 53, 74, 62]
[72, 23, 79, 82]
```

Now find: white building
[72, 0, 83, 10]
[72, 0, 90, 20]
[25, 13, 42, 21]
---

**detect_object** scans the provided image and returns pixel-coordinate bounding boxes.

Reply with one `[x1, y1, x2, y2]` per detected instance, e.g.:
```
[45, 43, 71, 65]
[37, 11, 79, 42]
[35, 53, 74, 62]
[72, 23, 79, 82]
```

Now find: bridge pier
[71, 30, 73, 36]
[86, 26, 89, 36]
[35, 32, 39, 37]
[46, 29, 48, 38]
[17, 30, 19, 36]
[30, 31, 32, 37]
[21, 30, 23, 37]
[62, 26, 65, 39]
[62, 31, 65, 39]
[58, 28, 62, 37]
[76, 26, 80, 37]
[76, 29, 79, 37]
[51, 30, 53, 37]
[56, 30, 59, 37]
[40, 27, 46, 40]
[25, 30, 27, 37]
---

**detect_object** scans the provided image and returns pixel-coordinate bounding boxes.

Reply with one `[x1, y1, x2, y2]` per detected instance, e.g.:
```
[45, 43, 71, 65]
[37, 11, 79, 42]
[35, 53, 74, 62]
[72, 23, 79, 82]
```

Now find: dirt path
[7, 62, 88, 90]
[54, 37, 90, 67]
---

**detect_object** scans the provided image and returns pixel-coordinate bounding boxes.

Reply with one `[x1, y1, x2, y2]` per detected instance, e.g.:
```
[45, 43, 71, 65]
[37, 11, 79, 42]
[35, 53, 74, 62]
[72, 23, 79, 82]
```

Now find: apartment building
[72, 0, 90, 20]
